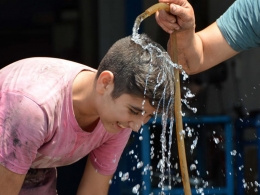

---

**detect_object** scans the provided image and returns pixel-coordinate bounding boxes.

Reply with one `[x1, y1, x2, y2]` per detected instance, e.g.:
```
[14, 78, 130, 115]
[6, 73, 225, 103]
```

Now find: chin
[103, 123, 121, 133]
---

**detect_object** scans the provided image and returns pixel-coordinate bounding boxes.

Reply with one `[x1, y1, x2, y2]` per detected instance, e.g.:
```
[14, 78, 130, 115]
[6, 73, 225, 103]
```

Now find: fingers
[169, 3, 191, 21]
[156, 0, 195, 33]
[155, 10, 180, 34]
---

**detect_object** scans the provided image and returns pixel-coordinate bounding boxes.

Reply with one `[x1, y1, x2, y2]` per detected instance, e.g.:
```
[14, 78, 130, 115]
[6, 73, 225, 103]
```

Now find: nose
[129, 115, 151, 132]
[129, 121, 142, 132]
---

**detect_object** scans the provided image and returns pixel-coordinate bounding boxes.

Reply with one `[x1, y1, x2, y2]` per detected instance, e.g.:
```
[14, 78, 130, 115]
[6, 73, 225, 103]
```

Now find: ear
[96, 71, 114, 94]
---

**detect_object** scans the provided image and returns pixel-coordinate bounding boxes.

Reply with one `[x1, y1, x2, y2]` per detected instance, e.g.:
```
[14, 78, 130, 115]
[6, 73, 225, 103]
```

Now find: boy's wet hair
[96, 33, 175, 111]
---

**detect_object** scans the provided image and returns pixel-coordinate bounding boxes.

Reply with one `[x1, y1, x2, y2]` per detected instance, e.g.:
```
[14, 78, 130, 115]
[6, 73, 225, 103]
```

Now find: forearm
[175, 27, 203, 75]
[77, 158, 112, 195]
[156, 0, 238, 74]
[176, 22, 239, 75]
[0, 165, 25, 195]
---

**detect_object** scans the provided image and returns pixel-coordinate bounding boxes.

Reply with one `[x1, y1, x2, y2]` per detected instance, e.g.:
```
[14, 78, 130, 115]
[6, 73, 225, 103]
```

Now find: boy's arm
[0, 164, 26, 195]
[77, 158, 112, 195]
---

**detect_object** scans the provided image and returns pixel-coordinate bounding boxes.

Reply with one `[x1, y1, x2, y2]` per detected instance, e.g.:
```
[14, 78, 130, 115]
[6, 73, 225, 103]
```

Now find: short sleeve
[216, 0, 260, 52]
[89, 129, 131, 175]
[0, 92, 48, 174]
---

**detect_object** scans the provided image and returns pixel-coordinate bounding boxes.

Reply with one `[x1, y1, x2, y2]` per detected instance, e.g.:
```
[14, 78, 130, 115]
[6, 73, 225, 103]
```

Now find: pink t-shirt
[0, 57, 131, 176]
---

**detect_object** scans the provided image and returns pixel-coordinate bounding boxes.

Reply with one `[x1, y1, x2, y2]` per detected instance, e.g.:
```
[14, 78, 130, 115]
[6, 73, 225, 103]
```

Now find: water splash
[130, 12, 201, 194]
[123, 9, 210, 194]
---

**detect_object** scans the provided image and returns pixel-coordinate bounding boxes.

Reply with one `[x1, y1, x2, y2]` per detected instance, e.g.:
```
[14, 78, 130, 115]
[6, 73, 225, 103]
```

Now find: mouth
[117, 122, 127, 129]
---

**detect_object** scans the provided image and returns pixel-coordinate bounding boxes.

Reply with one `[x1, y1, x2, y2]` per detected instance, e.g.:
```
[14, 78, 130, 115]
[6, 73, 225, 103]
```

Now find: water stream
[128, 16, 197, 194]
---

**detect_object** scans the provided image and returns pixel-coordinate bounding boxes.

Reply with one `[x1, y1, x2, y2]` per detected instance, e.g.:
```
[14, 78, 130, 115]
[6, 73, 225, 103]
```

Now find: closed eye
[149, 114, 154, 118]
[130, 108, 139, 115]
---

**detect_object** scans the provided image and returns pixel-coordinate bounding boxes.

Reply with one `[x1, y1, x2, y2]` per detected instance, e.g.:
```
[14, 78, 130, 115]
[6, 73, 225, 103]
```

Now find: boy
[0, 34, 174, 194]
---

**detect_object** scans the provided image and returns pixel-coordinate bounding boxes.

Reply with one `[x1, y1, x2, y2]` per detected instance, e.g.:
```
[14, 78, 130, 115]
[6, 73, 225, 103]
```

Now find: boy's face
[96, 71, 155, 133]
[101, 94, 155, 133]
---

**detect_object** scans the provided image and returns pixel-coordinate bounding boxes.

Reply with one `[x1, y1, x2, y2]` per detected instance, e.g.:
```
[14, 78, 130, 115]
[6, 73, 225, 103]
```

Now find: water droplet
[230, 150, 237, 156]
[137, 161, 143, 169]
[190, 164, 197, 171]
[213, 137, 220, 144]
[132, 184, 140, 194]
[121, 172, 129, 181]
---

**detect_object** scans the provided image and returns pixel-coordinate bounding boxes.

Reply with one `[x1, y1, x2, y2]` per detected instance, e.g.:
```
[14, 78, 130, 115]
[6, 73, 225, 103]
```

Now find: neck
[72, 71, 99, 130]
